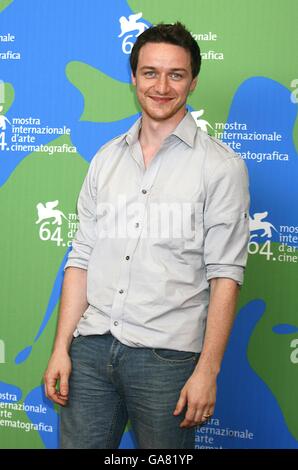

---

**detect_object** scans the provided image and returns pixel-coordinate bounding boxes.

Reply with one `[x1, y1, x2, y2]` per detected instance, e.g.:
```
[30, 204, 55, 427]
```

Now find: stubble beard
[140, 95, 187, 122]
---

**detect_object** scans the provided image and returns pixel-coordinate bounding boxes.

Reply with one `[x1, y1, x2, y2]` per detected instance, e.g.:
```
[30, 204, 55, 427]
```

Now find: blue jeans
[60, 333, 200, 449]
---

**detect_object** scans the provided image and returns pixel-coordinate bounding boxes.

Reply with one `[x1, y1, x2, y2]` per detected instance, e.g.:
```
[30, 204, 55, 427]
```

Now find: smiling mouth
[149, 96, 174, 103]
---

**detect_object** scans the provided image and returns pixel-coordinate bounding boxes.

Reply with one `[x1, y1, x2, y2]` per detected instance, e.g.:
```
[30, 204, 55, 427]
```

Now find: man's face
[131, 42, 197, 122]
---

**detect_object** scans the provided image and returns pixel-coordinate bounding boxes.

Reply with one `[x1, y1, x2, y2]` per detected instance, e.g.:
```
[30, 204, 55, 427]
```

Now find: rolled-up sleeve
[64, 157, 97, 271]
[203, 156, 250, 285]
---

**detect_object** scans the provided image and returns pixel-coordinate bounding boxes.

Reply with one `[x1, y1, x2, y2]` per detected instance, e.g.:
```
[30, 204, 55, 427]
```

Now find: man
[44, 22, 250, 449]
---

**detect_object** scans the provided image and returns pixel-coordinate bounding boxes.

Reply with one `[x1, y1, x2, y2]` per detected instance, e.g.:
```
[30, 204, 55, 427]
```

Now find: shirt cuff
[206, 264, 245, 285]
[63, 259, 89, 272]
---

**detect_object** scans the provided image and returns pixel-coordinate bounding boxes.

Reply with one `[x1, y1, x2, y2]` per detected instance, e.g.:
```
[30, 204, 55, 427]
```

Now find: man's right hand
[44, 350, 72, 406]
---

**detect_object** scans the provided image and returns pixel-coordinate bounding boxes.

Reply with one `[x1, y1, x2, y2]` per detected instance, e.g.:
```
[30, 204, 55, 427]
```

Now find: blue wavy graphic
[0, 382, 22, 401]
[15, 249, 71, 364]
[273, 324, 298, 334]
[225, 77, 298, 244]
[0, 0, 150, 183]
[24, 385, 59, 449]
[210, 300, 298, 449]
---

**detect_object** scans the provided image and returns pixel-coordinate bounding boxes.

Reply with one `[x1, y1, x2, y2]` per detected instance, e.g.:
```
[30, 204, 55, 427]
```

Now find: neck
[139, 108, 187, 149]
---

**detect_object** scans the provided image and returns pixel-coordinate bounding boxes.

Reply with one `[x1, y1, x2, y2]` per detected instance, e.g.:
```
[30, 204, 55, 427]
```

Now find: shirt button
[135, 222, 140, 228]
[141, 189, 147, 194]
[125, 256, 130, 260]
[114, 321, 119, 326]
[119, 289, 124, 294]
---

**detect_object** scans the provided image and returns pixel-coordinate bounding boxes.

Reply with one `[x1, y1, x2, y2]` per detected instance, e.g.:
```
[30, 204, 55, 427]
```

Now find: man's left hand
[173, 371, 216, 428]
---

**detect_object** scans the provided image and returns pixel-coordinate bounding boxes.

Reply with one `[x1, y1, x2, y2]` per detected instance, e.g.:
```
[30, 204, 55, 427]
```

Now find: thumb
[59, 375, 69, 397]
[173, 392, 187, 416]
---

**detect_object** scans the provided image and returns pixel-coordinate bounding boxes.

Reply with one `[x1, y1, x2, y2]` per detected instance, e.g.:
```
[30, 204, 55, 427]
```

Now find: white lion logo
[0, 105, 11, 131]
[191, 109, 213, 133]
[249, 211, 278, 238]
[118, 13, 148, 38]
[36, 200, 68, 226]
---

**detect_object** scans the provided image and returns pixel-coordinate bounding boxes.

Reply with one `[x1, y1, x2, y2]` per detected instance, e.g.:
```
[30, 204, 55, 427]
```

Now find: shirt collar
[125, 110, 197, 148]
[125, 116, 142, 146]
[171, 111, 197, 148]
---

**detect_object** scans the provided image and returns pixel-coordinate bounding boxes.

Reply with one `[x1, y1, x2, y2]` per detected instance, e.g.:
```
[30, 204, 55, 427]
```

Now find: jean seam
[105, 398, 124, 449]
[150, 349, 197, 364]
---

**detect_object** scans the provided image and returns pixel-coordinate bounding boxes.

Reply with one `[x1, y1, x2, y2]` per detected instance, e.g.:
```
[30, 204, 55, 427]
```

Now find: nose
[154, 74, 170, 95]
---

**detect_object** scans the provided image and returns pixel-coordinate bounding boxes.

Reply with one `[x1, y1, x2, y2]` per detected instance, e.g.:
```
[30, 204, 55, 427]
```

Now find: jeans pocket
[69, 335, 97, 368]
[151, 348, 198, 364]
[70, 334, 85, 349]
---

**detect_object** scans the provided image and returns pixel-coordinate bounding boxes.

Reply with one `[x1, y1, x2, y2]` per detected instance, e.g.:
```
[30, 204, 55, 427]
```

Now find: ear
[131, 72, 136, 86]
[190, 77, 198, 92]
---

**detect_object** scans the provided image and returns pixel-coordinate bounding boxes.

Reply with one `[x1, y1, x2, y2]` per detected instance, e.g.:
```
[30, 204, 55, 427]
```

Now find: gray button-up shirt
[65, 112, 250, 352]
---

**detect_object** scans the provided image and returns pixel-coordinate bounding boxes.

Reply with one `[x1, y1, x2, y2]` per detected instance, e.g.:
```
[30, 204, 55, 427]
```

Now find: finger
[194, 411, 206, 426]
[196, 410, 213, 426]
[45, 376, 58, 400]
[180, 419, 195, 428]
[52, 392, 69, 406]
[59, 374, 69, 398]
[173, 392, 187, 416]
[46, 377, 68, 405]
[180, 403, 197, 428]
[202, 409, 214, 420]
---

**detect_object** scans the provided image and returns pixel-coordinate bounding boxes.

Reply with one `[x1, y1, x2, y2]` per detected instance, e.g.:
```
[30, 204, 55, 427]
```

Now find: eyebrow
[140, 66, 188, 72]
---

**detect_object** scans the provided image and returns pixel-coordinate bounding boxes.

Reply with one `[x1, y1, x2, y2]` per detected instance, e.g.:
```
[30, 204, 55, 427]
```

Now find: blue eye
[170, 73, 182, 80]
[144, 71, 155, 77]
